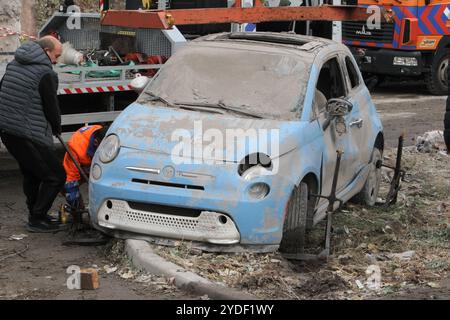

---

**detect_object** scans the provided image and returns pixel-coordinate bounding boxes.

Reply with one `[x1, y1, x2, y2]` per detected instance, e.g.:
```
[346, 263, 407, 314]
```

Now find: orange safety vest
[63, 125, 102, 183]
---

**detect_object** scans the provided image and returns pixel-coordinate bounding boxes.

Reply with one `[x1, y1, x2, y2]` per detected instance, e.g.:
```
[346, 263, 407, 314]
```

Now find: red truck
[342, 0, 450, 94]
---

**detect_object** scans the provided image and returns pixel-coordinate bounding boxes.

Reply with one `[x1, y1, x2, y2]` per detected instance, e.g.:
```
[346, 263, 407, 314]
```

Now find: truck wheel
[353, 148, 382, 206]
[279, 182, 312, 254]
[363, 73, 385, 91]
[425, 49, 450, 95]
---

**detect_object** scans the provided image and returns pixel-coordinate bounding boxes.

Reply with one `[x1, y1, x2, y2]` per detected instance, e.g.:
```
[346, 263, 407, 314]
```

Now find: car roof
[194, 32, 341, 56]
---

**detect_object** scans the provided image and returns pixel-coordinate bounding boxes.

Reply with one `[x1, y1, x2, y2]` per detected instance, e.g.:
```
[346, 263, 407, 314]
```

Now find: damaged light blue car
[89, 32, 384, 253]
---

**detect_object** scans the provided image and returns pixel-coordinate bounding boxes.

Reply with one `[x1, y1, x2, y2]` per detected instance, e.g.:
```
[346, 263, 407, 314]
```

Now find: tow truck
[342, 0, 450, 94]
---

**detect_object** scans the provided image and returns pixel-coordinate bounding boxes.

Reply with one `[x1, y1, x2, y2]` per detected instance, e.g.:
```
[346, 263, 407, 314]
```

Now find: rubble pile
[151, 146, 450, 299]
[416, 130, 446, 153]
[0, 0, 21, 63]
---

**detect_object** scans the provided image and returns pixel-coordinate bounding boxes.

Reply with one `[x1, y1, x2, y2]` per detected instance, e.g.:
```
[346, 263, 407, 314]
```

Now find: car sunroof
[227, 33, 323, 51]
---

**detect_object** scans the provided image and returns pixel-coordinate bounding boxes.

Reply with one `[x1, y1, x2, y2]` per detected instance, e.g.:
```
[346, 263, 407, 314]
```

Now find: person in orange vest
[63, 125, 108, 208]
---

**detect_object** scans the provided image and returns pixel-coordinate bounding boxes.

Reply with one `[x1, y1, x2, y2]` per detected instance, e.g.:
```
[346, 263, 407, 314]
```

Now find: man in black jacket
[0, 36, 67, 233]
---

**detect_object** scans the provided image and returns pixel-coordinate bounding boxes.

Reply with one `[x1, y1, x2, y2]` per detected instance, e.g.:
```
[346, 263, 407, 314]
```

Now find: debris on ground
[101, 240, 186, 295]
[8, 234, 28, 241]
[79, 268, 99, 290]
[103, 265, 118, 274]
[416, 130, 446, 153]
[149, 145, 450, 299]
[0, 244, 29, 263]
[389, 251, 416, 261]
[119, 269, 135, 280]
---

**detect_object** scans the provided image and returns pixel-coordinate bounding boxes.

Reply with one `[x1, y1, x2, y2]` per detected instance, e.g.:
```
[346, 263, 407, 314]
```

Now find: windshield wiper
[141, 92, 177, 108]
[141, 93, 226, 115]
[141, 94, 264, 118]
[174, 102, 263, 119]
[177, 105, 225, 115]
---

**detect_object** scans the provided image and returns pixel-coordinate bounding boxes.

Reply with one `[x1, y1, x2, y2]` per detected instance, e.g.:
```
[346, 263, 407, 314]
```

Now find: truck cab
[342, 0, 450, 94]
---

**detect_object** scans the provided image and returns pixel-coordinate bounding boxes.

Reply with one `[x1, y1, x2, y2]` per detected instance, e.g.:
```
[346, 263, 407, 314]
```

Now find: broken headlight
[99, 134, 120, 163]
[238, 153, 273, 180]
[242, 165, 272, 181]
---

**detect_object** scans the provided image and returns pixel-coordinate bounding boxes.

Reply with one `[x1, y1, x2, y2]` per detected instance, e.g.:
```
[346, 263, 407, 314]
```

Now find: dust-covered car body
[89, 32, 383, 251]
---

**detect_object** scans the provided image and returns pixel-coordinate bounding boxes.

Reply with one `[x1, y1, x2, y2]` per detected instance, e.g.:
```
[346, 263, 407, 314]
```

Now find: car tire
[279, 182, 311, 254]
[353, 148, 382, 206]
[425, 49, 450, 95]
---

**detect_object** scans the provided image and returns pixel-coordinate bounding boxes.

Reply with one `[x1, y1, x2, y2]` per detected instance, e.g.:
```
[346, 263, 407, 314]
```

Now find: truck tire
[425, 48, 450, 95]
[353, 148, 382, 206]
[363, 73, 385, 92]
[279, 182, 312, 254]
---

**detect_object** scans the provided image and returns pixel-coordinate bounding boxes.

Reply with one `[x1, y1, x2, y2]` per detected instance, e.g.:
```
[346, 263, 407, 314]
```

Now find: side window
[345, 56, 360, 89]
[314, 57, 346, 115]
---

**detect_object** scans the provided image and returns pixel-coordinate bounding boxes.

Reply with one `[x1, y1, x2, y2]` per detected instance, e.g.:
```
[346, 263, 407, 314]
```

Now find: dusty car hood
[109, 103, 301, 162]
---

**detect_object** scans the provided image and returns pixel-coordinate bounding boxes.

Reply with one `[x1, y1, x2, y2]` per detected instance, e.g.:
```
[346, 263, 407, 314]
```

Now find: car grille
[128, 201, 201, 217]
[97, 199, 240, 244]
[342, 22, 394, 44]
[131, 178, 205, 191]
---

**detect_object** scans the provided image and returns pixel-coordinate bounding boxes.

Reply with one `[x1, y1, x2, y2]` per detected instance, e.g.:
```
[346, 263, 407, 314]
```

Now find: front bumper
[97, 199, 240, 244]
[348, 47, 424, 76]
[89, 147, 294, 246]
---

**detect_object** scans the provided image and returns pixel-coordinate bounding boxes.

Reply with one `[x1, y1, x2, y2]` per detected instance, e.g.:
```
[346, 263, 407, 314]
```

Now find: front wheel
[425, 49, 450, 95]
[353, 148, 382, 206]
[279, 182, 312, 254]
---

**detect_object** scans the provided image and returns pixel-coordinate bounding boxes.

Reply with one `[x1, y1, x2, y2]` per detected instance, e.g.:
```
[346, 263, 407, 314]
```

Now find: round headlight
[248, 182, 270, 199]
[242, 165, 272, 181]
[99, 134, 120, 163]
[91, 163, 102, 180]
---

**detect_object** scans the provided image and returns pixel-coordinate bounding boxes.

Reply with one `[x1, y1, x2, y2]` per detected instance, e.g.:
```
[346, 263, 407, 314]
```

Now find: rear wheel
[279, 182, 313, 254]
[353, 148, 382, 206]
[425, 49, 450, 95]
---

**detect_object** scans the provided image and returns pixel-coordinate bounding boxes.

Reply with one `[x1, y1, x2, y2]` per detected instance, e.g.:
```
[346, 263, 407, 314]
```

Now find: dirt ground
[373, 80, 447, 148]
[0, 80, 449, 300]
[0, 172, 198, 300]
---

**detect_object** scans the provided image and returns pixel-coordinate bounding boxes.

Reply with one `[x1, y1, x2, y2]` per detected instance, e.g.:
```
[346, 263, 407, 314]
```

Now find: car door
[313, 55, 359, 210]
[340, 53, 370, 171]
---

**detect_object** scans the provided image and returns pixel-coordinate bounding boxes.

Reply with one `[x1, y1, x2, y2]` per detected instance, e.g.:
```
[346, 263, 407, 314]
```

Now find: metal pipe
[56, 134, 90, 182]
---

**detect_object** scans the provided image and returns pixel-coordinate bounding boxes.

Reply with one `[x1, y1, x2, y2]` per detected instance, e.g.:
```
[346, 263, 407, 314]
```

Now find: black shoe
[27, 217, 68, 233]
[29, 214, 61, 225]
[45, 214, 62, 225]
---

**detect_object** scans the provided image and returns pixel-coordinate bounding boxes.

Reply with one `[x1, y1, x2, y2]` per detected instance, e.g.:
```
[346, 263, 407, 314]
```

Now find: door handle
[349, 118, 363, 128]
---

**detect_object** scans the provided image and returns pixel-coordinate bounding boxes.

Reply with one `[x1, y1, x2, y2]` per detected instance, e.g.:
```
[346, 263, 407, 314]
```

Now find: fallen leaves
[389, 251, 416, 261]
[103, 265, 118, 274]
[119, 269, 135, 279]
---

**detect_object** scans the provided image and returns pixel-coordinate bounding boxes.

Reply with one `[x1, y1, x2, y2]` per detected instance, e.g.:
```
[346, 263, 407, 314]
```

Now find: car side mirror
[322, 98, 353, 132]
[326, 98, 353, 116]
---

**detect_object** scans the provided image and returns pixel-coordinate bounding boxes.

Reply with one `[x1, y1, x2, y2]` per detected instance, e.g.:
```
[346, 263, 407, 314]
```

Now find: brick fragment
[80, 268, 99, 290]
